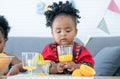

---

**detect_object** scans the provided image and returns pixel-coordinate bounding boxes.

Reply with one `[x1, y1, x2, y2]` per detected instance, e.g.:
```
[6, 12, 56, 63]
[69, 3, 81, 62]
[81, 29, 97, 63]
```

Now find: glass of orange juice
[57, 45, 73, 62]
[22, 52, 37, 75]
[57, 45, 73, 73]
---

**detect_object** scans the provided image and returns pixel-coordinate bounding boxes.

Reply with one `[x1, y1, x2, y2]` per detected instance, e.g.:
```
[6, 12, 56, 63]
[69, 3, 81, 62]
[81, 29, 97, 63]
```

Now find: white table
[1, 75, 120, 79]
[1, 74, 94, 79]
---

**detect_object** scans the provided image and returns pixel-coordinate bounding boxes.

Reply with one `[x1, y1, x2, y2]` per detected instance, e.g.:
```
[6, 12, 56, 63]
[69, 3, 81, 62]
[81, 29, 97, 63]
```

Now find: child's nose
[61, 31, 66, 36]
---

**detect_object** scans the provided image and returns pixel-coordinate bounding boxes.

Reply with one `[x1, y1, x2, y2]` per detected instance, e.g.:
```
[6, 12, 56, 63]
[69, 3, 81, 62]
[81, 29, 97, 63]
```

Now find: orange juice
[35, 73, 48, 76]
[59, 54, 72, 62]
[23, 66, 36, 71]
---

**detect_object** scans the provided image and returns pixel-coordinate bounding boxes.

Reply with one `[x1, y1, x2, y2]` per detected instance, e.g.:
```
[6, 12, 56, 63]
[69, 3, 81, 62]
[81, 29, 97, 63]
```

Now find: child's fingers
[67, 67, 75, 72]
[57, 67, 64, 73]
[57, 65, 64, 73]
[7, 67, 19, 76]
[64, 62, 75, 72]
[57, 63, 65, 73]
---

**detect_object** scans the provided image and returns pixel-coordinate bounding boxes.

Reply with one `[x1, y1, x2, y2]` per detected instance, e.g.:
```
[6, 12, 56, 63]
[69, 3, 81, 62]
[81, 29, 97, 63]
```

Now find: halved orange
[72, 69, 83, 76]
[80, 64, 96, 76]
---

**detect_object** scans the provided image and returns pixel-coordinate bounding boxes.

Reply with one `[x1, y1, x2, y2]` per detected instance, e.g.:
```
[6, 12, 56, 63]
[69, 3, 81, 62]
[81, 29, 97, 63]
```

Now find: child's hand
[57, 62, 66, 73]
[7, 65, 20, 76]
[64, 61, 76, 72]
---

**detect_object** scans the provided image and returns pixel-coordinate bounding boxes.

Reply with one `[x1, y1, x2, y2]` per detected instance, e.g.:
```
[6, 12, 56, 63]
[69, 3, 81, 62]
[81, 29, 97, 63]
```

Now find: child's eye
[56, 30, 61, 33]
[66, 29, 71, 32]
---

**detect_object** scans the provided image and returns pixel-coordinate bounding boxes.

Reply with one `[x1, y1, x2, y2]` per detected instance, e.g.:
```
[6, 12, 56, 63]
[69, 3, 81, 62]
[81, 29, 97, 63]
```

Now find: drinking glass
[22, 52, 37, 75]
[57, 45, 73, 62]
[57, 45, 73, 73]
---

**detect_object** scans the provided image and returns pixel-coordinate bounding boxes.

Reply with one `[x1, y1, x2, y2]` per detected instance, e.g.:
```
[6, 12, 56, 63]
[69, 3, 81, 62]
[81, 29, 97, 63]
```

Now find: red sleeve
[78, 47, 94, 67]
[41, 45, 56, 62]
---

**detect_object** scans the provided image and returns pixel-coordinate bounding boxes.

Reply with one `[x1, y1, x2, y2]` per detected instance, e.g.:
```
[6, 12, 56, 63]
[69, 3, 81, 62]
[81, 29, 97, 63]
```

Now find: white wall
[0, 0, 120, 38]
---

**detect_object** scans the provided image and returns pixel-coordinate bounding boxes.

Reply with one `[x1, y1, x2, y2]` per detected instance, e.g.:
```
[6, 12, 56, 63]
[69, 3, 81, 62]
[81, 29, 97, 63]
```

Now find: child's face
[0, 31, 6, 53]
[52, 15, 77, 45]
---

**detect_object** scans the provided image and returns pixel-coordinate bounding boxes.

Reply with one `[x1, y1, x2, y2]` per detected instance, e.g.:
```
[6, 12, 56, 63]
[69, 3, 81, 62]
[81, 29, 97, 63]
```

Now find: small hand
[57, 62, 65, 73]
[64, 61, 76, 72]
[7, 66, 20, 76]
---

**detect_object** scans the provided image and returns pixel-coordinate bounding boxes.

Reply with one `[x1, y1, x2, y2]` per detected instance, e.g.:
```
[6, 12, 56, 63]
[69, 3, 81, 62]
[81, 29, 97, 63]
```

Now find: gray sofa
[4, 36, 120, 59]
[3, 36, 120, 76]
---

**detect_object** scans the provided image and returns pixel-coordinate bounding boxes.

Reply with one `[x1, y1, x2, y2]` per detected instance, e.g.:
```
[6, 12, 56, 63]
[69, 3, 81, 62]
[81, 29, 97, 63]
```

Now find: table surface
[1, 75, 93, 79]
[94, 76, 120, 79]
[0, 75, 120, 79]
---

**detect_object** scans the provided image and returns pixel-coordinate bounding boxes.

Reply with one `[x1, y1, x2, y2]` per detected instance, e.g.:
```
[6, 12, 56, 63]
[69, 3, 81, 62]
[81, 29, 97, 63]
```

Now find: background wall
[0, 0, 120, 43]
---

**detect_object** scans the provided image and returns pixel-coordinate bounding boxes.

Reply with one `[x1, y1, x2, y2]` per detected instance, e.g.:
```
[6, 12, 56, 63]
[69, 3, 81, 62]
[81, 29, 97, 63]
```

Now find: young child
[41, 1, 94, 74]
[7, 1, 94, 75]
[0, 15, 21, 75]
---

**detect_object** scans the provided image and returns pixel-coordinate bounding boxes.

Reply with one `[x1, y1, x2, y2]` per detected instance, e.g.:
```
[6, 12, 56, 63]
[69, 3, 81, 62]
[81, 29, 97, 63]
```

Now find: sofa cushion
[86, 36, 120, 57]
[94, 46, 120, 76]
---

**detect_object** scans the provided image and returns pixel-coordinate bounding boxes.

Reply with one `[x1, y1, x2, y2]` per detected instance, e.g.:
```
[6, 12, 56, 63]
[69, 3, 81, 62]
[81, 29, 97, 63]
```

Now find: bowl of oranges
[0, 53, 14, 76]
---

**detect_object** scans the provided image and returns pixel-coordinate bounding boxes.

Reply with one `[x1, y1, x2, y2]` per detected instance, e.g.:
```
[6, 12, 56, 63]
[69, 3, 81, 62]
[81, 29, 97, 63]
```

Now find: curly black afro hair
[0, 15, 10, 40]
[44, 1, 81, 28]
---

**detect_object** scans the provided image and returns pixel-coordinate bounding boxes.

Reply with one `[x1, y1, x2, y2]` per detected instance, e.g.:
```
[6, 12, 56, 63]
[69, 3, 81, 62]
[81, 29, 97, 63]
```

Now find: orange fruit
[80, 64, 96, 76]
[0, 53, 9, 72]
[58, 54, 72, 62]
[72, 69, 83, 76]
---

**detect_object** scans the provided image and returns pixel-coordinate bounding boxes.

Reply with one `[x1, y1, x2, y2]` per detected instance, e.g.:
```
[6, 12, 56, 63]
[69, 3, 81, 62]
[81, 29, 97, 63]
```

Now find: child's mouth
[61, 38, 67, 42]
